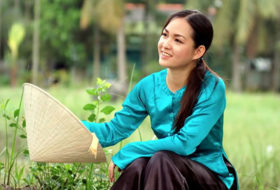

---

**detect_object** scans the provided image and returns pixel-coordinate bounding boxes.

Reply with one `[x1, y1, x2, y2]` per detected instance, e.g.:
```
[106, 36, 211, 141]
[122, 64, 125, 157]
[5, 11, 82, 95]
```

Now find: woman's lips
[160, 51, 172, 59]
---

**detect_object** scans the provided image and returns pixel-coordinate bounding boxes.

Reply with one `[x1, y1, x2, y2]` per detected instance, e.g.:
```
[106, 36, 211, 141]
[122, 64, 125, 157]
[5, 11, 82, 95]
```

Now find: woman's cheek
[158, 38, 163, 49]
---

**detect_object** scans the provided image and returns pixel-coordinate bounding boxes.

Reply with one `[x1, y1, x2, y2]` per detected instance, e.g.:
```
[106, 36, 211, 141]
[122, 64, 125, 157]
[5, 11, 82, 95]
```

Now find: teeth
[162, 52, 171, 57]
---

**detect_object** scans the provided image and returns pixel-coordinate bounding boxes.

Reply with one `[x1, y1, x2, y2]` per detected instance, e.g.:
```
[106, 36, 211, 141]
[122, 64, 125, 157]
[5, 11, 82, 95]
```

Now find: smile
[161, 51, 172, 57]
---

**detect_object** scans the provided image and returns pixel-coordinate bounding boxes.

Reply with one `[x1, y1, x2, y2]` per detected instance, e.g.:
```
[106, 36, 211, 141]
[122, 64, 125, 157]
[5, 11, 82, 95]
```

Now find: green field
[1, 86, 280, 189]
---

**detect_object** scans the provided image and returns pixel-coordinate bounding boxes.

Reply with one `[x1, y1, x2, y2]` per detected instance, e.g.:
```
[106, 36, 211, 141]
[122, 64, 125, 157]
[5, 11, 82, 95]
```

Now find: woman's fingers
[108, 160, 116, 182]
[108, 160, 122, 182]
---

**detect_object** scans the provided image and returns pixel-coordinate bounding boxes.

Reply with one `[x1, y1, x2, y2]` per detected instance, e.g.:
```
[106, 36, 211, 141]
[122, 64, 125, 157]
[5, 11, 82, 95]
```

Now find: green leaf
[86, 89, 97, 96]
[96, 78, 103, 85]
[101, 94, 111, 102]
[101, 106, 115, 115]
[3, 114, 11, 120]
[22, 120, 26, 128]
[88, 114, 96, 122]
[96, 87, 102, 93]
[104, 82, 111, 89]
[4, 99, 10, 109]
[14, 109, 19, 118]
[99, 118, 105, 123]
[9, 123, 17, 128]
[23, 149, 29, 156]
[93, 100, 98, 105]
[83, 104, 96, 111]
[1, 99, 10, 110]
[0, 162, 4, 169]
[64, 164, 71, 170]
[20, 134, 27, 139]
[18, 166, 25, 179]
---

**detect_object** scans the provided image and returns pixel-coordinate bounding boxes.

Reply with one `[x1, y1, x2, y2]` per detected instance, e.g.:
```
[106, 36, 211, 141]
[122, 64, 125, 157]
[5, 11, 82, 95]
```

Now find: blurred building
[246, 58, 273, 91]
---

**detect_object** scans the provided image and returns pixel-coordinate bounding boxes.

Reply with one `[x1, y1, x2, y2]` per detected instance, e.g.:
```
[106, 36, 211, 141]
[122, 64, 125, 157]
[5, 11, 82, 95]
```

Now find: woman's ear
[192, 45, 206, 60]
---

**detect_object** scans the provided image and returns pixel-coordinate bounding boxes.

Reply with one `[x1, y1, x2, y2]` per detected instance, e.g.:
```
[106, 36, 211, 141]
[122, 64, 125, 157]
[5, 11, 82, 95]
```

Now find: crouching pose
[82, 9, 238, 190]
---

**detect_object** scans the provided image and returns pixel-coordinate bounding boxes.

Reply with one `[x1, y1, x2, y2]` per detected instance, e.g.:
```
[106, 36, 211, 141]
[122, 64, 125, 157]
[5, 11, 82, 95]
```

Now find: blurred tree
[14, 0, 19, 9]
[0, 0, 23, 60]
[96, 0, 127, 89]
[213, 0, 280, 92]
[115, 1, 127, 89]
[40, 0, 86, 79]
[142, 0, 158, 73]
[0, 0, 2, 57]
[32, 0, 40, 85]
[272, 17, 280, 92]
[7, 23, 25, 87]
[162, 0, 185, 3]
[0, 0, 34, 87]
[185, 0, 232, 75]
[185, 0, 214, 11]
[81, 0, 128, 92]
[80, 0, 101, 82]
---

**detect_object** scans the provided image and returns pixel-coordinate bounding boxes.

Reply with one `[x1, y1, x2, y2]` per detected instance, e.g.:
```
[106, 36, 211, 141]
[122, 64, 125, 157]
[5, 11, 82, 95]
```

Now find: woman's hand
[108, 160, 122, 182]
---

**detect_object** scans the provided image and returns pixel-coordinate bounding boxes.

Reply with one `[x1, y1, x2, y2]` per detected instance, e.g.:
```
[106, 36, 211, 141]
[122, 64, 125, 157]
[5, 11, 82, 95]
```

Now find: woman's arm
[82, 79, 148, 147]
[112, 78, 226, 169]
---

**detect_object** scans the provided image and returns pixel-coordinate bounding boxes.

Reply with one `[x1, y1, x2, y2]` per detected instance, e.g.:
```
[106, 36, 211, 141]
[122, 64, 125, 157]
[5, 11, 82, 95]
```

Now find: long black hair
[162, 10, 217, 134]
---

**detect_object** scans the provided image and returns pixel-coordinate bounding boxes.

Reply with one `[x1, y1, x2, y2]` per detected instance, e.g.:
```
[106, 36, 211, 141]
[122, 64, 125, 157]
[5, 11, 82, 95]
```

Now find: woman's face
[158, 18, 197, 69]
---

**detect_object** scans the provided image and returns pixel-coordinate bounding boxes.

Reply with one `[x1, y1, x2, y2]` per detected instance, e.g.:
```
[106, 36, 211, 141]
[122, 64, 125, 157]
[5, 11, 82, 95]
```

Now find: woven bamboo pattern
[23, 83, 106, 163]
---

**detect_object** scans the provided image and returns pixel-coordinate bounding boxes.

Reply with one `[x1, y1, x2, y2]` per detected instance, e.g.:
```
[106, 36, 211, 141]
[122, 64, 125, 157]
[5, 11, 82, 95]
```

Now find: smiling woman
[158, 18, 200, 71]
[82, 10, 238, 190]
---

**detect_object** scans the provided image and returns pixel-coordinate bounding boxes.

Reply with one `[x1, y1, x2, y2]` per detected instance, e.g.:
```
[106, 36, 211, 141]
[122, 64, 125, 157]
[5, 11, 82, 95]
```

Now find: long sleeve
[112, 78, 226, 169]
[82, 79, 148, 147]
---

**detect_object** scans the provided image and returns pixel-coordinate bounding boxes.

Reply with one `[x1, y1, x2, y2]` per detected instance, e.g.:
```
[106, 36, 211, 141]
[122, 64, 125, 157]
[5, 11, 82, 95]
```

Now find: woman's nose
[162, 38, 171, 49]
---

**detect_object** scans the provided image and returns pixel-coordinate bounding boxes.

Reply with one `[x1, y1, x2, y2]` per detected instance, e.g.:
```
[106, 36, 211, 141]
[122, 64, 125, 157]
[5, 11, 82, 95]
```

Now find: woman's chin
[159, 62, 177, 69]
[159, 60, 171, 68]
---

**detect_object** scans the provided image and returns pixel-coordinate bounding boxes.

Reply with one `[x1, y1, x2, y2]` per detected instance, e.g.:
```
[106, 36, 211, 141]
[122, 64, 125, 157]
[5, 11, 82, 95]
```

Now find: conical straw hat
[23, 83, 106, 163]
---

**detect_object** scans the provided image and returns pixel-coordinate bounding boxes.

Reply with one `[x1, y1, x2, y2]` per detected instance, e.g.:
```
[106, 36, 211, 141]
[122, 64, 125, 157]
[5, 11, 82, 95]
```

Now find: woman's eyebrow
[164, 28, 186, 39]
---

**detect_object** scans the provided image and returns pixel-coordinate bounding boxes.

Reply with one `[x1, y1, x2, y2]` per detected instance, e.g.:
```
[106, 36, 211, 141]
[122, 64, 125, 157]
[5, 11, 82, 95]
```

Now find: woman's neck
[166, 64, 195, 93]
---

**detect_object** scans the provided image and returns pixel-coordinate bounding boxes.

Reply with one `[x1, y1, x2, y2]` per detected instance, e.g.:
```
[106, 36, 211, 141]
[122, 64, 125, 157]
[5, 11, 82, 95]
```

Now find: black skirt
[111, 150, 237, 190]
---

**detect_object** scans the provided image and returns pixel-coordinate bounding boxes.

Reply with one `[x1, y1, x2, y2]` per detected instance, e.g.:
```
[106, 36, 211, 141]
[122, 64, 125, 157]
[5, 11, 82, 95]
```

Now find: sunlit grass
[1, 86, 280, 189]
[224, 92, 280, 189]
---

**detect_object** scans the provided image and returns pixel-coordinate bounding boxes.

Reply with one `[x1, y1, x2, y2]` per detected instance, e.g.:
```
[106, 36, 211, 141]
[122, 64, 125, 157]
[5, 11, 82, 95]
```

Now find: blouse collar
[160, 69, 186, 97]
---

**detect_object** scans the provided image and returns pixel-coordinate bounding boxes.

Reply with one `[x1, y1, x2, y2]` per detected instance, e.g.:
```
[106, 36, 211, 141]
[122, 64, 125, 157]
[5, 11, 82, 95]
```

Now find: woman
[82, 10, 238, 190]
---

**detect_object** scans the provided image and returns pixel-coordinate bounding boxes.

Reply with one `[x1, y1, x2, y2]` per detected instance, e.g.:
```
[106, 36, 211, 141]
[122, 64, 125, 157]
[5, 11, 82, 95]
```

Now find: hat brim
[23, 83, 106, 163]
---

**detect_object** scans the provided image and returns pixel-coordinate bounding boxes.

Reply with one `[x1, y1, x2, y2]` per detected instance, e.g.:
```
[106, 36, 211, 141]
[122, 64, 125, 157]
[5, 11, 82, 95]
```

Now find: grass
[224, 92, 280, 189]
[1, 85, 280, 189]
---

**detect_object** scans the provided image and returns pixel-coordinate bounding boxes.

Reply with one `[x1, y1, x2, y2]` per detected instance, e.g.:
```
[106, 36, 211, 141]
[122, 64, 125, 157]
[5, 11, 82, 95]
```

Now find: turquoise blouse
[82, 69, 237, 189]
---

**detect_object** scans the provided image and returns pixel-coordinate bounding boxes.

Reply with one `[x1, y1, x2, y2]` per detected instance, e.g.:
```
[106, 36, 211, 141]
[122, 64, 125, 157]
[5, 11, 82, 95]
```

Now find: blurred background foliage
[0, 0, 279, 93]
[0, 0, 280, 189]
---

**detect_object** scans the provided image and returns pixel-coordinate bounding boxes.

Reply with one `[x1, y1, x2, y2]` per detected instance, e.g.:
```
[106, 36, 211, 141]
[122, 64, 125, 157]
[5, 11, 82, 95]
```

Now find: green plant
[26, 162, 112, 190]
[22, 78, 115, 189]
[13, 163, 25, 188]
[83, 78, 115, 189]
[119, 63, 143, 151]
[83, 77, 115, 123]
[0, 89, 26, 188]
[87, 162, 111, 190]
[23, 169, 35, 188]
[129, 64, 142, 143]
[27, 162, 86, 190]
[0, 162, 4, 180]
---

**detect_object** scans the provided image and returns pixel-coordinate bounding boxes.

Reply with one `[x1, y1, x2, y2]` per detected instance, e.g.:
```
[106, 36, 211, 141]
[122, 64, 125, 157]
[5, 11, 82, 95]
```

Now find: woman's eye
[161, 32, 167, 37]
[175, 39, 182, 43]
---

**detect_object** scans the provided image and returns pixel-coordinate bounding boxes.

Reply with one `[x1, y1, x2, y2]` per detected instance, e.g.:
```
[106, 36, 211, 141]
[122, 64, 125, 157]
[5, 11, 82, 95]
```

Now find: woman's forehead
[165, 18, 193, 38]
